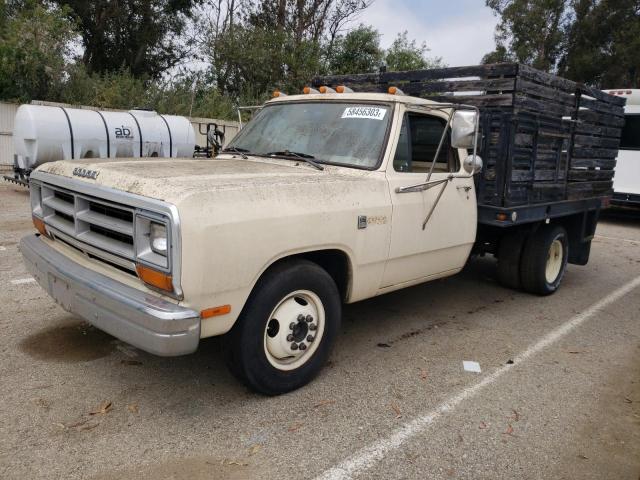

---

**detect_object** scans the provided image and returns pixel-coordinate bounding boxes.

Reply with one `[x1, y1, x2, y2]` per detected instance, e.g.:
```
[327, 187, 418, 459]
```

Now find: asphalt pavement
[0, 180, 638, 480]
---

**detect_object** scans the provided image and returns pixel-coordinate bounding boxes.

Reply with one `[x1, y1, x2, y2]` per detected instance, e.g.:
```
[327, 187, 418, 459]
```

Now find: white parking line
[316, 275, 640, 480]
[11, 277, 35, 285]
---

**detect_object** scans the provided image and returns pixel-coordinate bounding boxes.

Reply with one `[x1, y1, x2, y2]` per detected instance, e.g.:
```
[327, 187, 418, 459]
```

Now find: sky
[359, 0, 499, 66]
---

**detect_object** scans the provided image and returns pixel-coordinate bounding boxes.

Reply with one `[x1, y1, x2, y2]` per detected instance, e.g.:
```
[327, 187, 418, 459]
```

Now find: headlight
[134, 213, 170, 270]
[149, 222, 167, 256]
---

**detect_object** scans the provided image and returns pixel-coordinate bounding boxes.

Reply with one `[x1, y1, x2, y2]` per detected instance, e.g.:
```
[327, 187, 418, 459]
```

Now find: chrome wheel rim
[545, 239, 563, 284]
[263, 290, 325, 371]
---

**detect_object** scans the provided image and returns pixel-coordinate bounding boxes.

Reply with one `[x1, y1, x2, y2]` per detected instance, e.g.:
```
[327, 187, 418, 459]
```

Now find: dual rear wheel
[497, 224, 569, 295]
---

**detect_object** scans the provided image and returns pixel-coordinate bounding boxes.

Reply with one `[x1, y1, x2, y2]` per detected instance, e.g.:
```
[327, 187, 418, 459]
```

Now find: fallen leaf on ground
[128, 403, 139, 414]
[288, 423, 304, 432]
[512, 409, 520, 421]
[419, 369, 428, 381]
[479, 421, 487, 429]
[502, 424, 514, 436]
[377, 343, 391, 348]
[221, 459, 249, 467]
[121, 360, 142, 366]
[248, 444, 262, 456]
[65, 419, 88, 428]
[89, 401, 112, 415]
[313, 399, 336, 409]
[390, 403, 402, 418]
[33, 398, 51, 410]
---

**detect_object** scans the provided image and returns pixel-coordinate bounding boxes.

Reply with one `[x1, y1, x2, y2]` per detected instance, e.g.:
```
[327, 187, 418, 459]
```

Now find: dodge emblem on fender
[72, 167, 100, 180]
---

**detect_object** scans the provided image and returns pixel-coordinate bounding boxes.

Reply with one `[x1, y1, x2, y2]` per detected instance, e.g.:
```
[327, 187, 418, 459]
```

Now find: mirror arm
[426, 110, 455, 183]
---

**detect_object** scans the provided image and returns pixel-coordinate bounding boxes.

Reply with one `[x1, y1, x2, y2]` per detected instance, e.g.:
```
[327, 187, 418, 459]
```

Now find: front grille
[40, 183, 136, 271]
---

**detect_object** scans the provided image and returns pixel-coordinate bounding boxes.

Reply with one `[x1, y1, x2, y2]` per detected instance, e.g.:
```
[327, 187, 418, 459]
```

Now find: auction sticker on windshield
[342, 106, 387, 120]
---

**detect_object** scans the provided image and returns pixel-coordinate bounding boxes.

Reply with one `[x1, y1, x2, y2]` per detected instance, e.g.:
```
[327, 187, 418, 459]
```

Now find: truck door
[381, 109, 477, 288]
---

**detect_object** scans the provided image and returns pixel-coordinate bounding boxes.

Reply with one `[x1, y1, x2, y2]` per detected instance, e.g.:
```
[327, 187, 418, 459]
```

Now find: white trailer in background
[604, 89, 640, 207]
[5, 105, 196, 186]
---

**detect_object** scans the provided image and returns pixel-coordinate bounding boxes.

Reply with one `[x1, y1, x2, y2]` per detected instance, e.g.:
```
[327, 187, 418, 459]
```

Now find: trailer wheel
[520, 225, 569, 295]
[225, 259, 341, 395]
[497, 230, 527, 290]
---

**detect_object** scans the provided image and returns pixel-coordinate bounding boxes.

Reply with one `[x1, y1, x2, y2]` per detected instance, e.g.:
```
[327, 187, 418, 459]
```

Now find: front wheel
[225, 259, 341, 395]
[520, 224, 569, 295]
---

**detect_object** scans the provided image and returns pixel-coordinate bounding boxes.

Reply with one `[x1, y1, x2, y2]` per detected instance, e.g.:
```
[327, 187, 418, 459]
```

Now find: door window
[393, 113, 459, 173]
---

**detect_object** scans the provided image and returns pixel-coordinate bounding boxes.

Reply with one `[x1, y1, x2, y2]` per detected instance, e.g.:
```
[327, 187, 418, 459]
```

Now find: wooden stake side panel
[312, 63, 626, 207]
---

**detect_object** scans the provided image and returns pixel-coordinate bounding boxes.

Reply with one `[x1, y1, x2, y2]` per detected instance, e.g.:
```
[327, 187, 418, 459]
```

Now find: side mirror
[451, 110, 478, 149]
[463, 154, 483, 175]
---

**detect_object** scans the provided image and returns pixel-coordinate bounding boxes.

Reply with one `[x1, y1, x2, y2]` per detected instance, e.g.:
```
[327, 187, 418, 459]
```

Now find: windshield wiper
[221, 146, 250, 159]
[265, 150, 324, 171]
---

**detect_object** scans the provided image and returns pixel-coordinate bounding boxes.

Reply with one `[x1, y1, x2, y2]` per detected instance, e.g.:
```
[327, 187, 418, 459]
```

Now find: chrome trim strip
[31, 171, 184, 299]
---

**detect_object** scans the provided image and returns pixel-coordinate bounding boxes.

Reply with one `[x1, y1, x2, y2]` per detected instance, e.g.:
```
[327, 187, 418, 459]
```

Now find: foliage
[560, 0, 640, 88]
[0, 1, 77, 102]
[484, 0, 640, 87]
[484, 0, 567, 71]
[327, 25, 383, 75]
[52, 0, 203, 78]
[385, 31, 444, 71]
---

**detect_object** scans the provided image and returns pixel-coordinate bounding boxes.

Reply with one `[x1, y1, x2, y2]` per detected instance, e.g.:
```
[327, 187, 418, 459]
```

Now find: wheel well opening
[280, 250, 352, 301]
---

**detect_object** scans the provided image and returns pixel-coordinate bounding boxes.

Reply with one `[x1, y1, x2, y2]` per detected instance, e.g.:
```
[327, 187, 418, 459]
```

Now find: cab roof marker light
[388, 86, 405, 95]
[303, 86, 319, 94]
[336, 86, 353, 93]
[319, 86, 336, 94]
[272, 90, 288, 98]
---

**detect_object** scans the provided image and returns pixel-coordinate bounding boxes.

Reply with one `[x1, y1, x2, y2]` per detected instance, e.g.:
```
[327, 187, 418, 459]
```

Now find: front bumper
[20, 234, 200, 356]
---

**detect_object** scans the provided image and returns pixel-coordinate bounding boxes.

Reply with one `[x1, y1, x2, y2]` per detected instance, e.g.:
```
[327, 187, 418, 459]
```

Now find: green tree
[484, 0, 568, 70]
[0, 1, 77, 102]
[53, 0, 203, 79]
[560, 0, 640, 88]
[327, 25, 383, 74]
[385, 31, 444, 71]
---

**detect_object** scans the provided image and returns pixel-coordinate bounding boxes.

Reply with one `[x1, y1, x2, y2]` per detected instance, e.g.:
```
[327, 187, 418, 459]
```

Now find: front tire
[226, 259, 341, 395]
[520, 225, 569, 295]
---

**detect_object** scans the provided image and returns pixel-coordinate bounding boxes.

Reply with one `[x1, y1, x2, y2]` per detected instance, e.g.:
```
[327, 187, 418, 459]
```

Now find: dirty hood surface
[35, 156, 362, 204]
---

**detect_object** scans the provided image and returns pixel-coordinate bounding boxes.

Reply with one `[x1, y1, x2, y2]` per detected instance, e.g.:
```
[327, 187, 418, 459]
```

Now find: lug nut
[307, 335, 314, 342]
[287, 334, 294, 341]
[299, 343, 307, 351]
[309, 324, 317, 331]
[297, 314, 305, 321]
[291, 343, 299, 350]
[289, 322, 296, 330]
[305, 315, 313, 323]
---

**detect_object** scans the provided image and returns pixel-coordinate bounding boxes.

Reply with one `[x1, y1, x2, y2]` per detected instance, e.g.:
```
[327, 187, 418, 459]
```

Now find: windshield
[228, 102, 392, 168]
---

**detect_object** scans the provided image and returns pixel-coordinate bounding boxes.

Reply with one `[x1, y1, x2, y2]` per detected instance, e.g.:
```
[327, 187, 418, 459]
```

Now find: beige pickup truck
[22, 65, 621, 394]
[21, 91, 483, 394]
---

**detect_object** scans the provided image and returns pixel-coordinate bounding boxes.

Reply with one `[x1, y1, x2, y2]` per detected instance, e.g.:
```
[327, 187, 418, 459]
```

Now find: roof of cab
[266, 92, 441, 107]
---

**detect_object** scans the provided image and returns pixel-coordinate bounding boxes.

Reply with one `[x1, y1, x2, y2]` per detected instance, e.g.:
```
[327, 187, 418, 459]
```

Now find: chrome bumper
[20, 235, 200, 356]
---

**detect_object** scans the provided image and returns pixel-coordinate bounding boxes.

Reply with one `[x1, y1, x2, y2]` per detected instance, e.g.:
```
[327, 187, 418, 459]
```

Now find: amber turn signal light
[201, 305, 231, 319]
[33, 216, 47, 236]
[136, 264, 173, 292]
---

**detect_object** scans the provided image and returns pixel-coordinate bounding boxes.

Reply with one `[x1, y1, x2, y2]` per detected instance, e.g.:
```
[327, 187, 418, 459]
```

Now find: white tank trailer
[4, 104, 196, 186]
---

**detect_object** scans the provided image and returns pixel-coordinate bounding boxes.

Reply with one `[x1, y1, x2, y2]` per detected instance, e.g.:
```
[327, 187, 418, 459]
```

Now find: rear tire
[520, 225, 569, 295]
[225, 259, 341, 395]
[497, 229, 527, 290]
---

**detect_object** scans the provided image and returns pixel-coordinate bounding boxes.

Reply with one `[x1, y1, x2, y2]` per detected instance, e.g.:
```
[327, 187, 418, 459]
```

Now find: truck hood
[35, 156, 366, 204]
